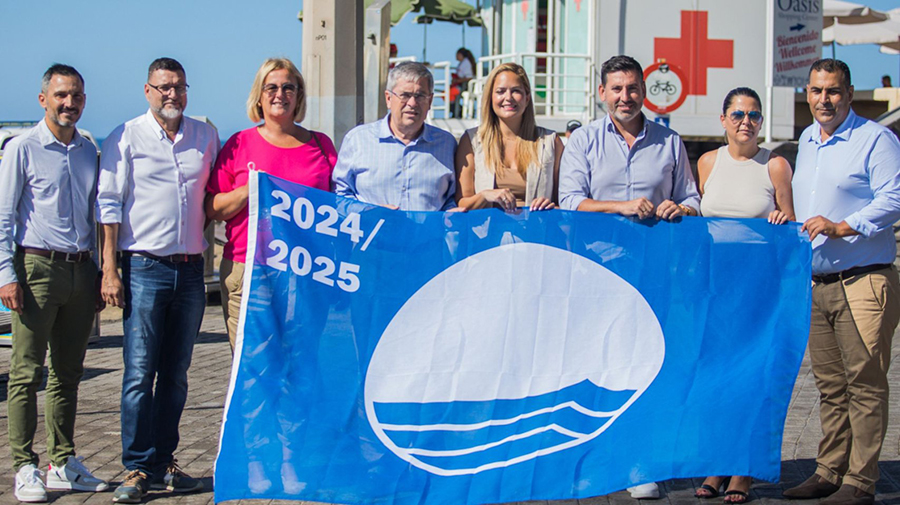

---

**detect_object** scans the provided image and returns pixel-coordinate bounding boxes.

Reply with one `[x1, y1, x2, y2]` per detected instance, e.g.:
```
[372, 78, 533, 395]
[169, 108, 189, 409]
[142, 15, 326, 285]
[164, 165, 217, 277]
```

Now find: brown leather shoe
[782, 474, 840, 499]
[819, 485, 874, 505]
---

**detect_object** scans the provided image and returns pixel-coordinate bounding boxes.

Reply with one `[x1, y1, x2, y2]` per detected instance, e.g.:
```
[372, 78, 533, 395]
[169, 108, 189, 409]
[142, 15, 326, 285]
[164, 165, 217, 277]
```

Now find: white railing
[465, 53, 596, 122]
[428, 61, 452, 121]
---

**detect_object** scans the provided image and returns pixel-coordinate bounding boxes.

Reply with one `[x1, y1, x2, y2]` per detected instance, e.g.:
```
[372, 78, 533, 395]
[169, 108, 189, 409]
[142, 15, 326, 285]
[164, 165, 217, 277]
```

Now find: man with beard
[0, 64, 109, 503]
[557, 55, 699, 500]
[332, 61, 457, 211]
[559, 55, 699, 221]
[97, 57, 218, 503]
[783, 59, 900, 505]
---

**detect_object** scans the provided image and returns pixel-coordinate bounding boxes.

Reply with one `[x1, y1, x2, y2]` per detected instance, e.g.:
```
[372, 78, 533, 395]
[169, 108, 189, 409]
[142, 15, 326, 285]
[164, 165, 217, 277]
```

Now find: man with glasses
[784, 58, 900, 505]
[0, 64, 109, 503]
[558, 55, 699, 500]
[332, 61, 457, 211]
[97, 57, 218, 503]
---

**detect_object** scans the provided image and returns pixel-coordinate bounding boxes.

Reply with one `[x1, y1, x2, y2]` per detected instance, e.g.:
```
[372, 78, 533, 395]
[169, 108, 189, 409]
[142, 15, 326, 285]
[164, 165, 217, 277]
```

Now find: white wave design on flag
[378, 400, 620, 432]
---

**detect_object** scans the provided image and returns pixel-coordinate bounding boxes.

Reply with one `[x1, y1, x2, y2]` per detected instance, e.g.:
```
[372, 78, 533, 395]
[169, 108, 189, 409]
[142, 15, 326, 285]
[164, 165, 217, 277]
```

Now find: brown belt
[120, 251, 203, 263]
[19, 247, 92, 263]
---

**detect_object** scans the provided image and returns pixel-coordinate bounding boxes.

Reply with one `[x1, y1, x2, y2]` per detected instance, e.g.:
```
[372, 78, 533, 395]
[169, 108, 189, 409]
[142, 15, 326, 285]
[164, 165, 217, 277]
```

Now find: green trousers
[7, 251, 97, 470]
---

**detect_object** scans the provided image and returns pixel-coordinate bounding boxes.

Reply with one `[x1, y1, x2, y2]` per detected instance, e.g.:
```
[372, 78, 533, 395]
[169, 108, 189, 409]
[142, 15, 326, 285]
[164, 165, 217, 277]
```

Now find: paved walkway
[1, 307, 900, 505]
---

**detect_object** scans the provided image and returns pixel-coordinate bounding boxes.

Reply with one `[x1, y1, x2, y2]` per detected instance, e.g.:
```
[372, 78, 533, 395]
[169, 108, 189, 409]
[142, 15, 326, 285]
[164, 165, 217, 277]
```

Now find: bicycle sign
[649, 80, 677, 96]
[643, 60, 688, 115]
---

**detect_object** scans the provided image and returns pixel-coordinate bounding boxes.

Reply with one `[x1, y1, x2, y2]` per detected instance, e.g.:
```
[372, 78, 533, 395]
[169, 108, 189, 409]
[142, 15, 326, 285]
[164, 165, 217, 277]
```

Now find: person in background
[332, 61, 457, 211]
[99, 57, 217, 503]
[389, 43, 399, 69]
[0, 63, 109, 503]
[881, 74, 891, 87]
[565, 119, 582, 139]
[693, 86, 794, 504]
[206, 57, 336, 351]
[455, 62, 562, 211]
[451, 48, 476, 118]
[783, 58, 900, 505]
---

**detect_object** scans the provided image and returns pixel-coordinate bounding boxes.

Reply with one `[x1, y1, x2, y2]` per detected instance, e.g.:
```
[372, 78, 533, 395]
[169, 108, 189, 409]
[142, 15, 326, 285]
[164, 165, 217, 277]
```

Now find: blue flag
[215, 171, 812, 504]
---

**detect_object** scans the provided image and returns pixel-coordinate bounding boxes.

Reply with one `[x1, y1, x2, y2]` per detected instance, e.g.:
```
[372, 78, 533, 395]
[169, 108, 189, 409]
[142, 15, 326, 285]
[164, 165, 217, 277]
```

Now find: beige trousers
[808, 267, 900, 494]
[219, 258, 245, 351]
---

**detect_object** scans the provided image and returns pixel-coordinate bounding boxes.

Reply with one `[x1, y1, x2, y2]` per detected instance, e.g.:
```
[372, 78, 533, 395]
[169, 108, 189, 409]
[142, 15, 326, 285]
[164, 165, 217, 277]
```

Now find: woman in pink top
[206, 57, 336, 351]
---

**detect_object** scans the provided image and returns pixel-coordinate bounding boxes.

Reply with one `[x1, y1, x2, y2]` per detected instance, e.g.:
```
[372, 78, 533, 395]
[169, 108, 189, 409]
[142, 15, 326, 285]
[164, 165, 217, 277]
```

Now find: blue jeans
[120, 255, 206, 474]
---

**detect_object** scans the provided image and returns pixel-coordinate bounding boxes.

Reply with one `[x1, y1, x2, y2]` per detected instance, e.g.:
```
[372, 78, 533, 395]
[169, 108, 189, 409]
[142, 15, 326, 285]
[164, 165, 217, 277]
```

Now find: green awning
[363, 0, 415, 25]
[300, 0, 482, 28]
[364, 0, 482, 26]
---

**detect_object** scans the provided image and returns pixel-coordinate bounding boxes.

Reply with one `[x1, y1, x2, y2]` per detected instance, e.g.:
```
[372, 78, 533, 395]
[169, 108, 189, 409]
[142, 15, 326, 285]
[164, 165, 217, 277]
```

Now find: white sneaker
[247, 461, 272, 494]
[281, 462, 305, 495]
[15, 464, 47, 503]
[628, 482, 660, 499]
[46, 455, 109, 492]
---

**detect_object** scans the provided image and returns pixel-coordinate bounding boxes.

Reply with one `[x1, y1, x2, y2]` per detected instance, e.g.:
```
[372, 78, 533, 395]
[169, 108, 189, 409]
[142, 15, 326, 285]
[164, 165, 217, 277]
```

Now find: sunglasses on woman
[728, 110, 763, 124]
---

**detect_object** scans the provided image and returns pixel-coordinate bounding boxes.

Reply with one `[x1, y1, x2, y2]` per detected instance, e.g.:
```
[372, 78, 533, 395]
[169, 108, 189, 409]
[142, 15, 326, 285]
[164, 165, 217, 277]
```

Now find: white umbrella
[822, 1, 891, 58]
[822, 7, 900, 83]
[877, 9, 900, 54]
[823, 0, 889, 28]
[823, 20, 900, 47]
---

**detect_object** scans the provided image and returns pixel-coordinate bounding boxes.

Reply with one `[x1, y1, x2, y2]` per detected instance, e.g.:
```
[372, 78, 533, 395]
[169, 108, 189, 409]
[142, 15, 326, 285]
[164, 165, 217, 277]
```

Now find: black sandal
[724, 490, 750, 504]
[695, 484, 720, 499]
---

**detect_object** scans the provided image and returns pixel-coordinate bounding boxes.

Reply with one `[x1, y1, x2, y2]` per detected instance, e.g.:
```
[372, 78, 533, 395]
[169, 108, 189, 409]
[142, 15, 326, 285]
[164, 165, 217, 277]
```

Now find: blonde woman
[455, 62, 563, 211]
[206, 57, 337, 350]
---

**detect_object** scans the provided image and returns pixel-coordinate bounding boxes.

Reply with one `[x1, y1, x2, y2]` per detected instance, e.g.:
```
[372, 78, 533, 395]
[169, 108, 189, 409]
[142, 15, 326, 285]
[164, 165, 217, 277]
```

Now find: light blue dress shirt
[793, 109, 900, 275]
[558, 114, 700, 212]
[0, 120, 98, 287]
[332, 115, 457, 211]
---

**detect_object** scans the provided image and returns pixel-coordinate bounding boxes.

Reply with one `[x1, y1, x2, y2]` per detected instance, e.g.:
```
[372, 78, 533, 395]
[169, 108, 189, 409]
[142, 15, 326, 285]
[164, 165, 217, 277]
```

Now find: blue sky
[1, 0, 897, 142]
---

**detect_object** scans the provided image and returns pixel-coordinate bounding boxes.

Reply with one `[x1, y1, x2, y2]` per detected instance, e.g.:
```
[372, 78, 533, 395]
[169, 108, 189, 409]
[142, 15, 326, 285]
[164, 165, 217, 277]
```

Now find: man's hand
[0, 282, 23, 314]
[101, 270, 125, 308]
[655, 200, 684, 221]
[801, 216, 857, 241]
[95, 273, 107, 313]
[618, 197, 654, 220]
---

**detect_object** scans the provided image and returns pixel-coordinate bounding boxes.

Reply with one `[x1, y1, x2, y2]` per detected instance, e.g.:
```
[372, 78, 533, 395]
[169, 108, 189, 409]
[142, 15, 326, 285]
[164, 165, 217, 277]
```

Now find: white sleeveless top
[700, 146, 776, 219]
[466, 126, 557, 204]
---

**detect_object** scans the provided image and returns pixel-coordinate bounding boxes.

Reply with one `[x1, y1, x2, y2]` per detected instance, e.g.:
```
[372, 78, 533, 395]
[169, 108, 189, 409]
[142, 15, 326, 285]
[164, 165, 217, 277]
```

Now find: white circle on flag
[364, 243, 665, 476]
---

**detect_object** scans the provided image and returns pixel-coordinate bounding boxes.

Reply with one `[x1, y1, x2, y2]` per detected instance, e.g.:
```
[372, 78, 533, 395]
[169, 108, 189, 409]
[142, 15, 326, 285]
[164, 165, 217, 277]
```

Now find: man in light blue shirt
[784, 59, 900, 505]
[558, 55, 698, 501]
[0, 64, 109, 502]
[559, 55, 699, 220]
[332, 62, 457, 211]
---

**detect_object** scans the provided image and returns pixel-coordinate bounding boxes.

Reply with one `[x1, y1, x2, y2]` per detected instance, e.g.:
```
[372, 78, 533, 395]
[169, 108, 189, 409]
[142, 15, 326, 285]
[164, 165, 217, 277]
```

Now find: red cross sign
[653, 11, 733, 97]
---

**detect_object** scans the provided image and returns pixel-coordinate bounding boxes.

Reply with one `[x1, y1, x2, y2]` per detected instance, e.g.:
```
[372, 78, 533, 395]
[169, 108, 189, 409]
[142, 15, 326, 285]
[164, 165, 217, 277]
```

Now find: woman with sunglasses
[205, 57, 337, 495]
[206, 57, 337, 352]
[455, 62, 563, 211]
[693, 87, 794, 504]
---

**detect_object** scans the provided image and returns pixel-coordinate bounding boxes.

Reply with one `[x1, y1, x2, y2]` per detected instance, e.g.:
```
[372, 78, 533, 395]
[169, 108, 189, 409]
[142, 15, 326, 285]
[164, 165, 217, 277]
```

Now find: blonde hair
[477, 63, 539, 178]
[246, 58, 306, 123]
